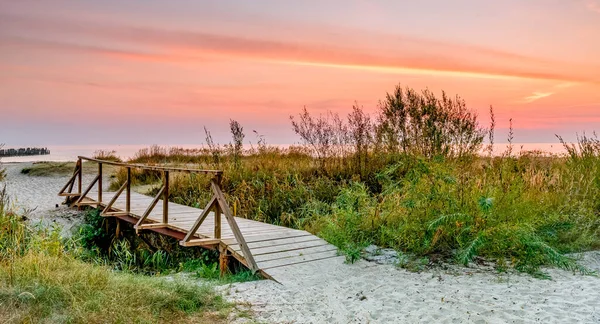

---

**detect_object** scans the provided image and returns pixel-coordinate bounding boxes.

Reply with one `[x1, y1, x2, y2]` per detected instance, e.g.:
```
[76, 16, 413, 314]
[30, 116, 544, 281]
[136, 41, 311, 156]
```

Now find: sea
[0, 143, 569, 163]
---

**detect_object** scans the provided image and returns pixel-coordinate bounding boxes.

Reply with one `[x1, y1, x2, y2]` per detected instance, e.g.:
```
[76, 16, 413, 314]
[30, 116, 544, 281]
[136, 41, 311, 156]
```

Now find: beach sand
[2, 162, 599, 323]
[224, 255, 600, 323]
[1, 162, 109, 233]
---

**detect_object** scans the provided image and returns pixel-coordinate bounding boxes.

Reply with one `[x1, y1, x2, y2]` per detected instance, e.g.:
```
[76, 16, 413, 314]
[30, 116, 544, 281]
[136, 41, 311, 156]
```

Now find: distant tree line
[0, 147, 50, 157]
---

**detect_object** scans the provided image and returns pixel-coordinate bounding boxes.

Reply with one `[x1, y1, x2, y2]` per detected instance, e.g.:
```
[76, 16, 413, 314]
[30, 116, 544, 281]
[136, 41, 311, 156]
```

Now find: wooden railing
[58, 156, 258, 272]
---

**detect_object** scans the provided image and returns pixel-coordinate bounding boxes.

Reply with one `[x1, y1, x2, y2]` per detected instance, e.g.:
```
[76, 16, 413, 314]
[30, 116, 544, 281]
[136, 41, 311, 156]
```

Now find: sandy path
[1, 162, 110, 232]
[226, 255, 600, 323]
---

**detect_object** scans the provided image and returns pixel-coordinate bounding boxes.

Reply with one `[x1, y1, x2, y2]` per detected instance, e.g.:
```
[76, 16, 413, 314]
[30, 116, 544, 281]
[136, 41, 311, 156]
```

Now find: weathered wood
[163, 171, 169, 224]
[59, 192, 81, 197]
[211, 180, 258, 273]
[58, 158, 341, 281]
[74, 174, 100, 207]
[98, 162, 102, 205]
[252, 240, 331, 256]
[58, 170, 78, 196]
[102, 211, 130, 217]
[180, 238, 221, 247]
[79, 156, 222, 175]
[115, 218, 121, 237]
[101, 180, 128, 216]
[69, 159, 81, 195]
[219, 245, 229, 277]
[126, 167, 131, 213]
[135, 185, 165, 228]
[214, 203, 221, 239]
[135, 223, 168, 230]
[181, 197, 217, 242]
[258, 250, 341, 270]
[254, 245, 338, 263]
[77, 158, 82, 194]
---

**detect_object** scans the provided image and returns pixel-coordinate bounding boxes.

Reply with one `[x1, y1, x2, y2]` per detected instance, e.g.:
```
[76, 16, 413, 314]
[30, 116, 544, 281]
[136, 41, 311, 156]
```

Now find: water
[0, 143, 568, 163]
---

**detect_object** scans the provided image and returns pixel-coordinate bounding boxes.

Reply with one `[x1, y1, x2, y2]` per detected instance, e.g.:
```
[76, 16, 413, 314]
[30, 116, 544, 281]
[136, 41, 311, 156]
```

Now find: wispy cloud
[523, 92, 554, 103]
[1, 13, 597, 84]
[585, 0, 600, 13]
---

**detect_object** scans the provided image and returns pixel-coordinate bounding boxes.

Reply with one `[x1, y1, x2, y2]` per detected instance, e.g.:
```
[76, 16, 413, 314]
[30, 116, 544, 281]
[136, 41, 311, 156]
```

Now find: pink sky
[1, 0, 599, 145]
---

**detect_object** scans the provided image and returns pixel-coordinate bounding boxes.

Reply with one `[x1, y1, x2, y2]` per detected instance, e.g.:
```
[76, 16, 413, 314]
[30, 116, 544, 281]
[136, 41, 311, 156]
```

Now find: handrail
[78, 156, 223, 175]
[59, 157, 259, 274]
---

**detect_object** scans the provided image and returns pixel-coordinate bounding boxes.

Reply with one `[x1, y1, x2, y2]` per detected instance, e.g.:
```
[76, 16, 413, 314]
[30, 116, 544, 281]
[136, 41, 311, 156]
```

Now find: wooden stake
[219, 245, 230, 277]
[163, 171, 169, 224]
[126, 167, 131, 213]
[98, 162, 103, 205]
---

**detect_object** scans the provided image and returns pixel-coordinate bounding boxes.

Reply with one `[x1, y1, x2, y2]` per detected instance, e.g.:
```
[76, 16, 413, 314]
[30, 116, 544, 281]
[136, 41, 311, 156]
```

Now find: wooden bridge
[58, 157, 340, 281]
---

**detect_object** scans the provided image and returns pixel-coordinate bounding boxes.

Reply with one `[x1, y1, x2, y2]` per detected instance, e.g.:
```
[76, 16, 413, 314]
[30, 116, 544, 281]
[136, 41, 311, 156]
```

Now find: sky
[1, 0, 599, 146]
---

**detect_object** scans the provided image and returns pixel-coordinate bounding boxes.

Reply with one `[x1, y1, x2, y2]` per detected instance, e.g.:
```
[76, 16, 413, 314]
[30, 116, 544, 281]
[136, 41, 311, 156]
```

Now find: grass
[72, 209, 262, 284]
[0, 188, 233, 323]
[104, 114, 600, 279]
[108, 144, 600, 278]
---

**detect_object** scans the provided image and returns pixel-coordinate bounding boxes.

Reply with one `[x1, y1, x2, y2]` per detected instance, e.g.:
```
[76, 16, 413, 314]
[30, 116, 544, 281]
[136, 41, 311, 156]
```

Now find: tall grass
[107, 84, 599, 277]
[0, 187, 231, 323]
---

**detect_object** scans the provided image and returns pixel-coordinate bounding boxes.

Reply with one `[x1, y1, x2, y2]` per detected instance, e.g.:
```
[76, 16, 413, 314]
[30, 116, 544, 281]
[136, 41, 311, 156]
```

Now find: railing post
[77, 158, 82, 194]
[126, 167, 131, 213]
[214, 203, 221, 239]
[214, 173, 222, 238]
[98, 162, 102, 204]
[163, 171, 169, 224]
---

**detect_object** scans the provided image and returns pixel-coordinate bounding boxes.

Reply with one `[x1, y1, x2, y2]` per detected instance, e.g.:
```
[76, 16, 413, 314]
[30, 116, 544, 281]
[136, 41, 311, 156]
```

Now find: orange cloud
[2, 13, 598, 84]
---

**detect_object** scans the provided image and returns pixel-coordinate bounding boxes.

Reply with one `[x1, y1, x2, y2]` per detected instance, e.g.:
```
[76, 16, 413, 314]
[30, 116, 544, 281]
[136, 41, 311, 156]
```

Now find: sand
[0, 162, 109, 233]
[226, 256, 600, 323]
[2, 162, 599, 323]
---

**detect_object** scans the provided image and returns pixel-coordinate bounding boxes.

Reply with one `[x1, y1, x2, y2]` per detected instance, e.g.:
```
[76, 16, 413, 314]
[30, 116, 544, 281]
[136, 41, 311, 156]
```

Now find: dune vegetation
[0, 187, 233, 323]
[108, 84, 600, 278]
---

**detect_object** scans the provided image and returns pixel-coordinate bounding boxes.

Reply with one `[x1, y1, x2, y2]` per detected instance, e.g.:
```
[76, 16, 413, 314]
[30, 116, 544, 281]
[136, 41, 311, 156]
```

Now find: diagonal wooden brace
[74, 174, 100, 207]
[101, 180, 128, 216]
[181, 197, 217, 243]
[134, 185, 165, 228]
[211, 180, 259, 273]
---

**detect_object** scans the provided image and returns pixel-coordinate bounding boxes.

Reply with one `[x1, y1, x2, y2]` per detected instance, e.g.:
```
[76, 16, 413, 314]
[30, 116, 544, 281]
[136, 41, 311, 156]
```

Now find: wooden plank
[59, 193, 81, 197]
[79, 156, 222, 175]
[251, 240, 331, 256]
[254, 245, 337, 263]
[224, 232, 314, 245]
[102, 211, 130, 217]
[179, 238, 221, 247]
[258, 250, 341, 270]
[135, 223, 168, 230]
[243, 236, 326, 251]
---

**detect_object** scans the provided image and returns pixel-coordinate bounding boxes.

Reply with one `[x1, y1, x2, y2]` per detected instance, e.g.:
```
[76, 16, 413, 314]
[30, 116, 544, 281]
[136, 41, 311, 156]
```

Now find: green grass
[0, 191, 232, 323]
[109, 140, 600, 278]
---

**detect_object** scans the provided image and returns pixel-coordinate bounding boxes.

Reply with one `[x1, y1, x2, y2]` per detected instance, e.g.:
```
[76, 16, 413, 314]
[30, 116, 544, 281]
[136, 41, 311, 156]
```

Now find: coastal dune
[2, 162, 599, 323]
